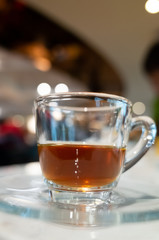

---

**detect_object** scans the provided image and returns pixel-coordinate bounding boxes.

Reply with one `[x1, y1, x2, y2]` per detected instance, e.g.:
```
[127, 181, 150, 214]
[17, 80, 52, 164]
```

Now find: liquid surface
[38, 143, 125, 188]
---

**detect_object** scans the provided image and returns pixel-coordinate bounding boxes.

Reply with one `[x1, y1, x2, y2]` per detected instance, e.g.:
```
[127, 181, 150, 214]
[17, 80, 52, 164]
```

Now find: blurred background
[0, 0, 159, 165]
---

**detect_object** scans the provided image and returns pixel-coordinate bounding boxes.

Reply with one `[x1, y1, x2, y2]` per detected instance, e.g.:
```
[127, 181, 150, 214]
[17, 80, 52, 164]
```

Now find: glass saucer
[0, 163, 159, 227]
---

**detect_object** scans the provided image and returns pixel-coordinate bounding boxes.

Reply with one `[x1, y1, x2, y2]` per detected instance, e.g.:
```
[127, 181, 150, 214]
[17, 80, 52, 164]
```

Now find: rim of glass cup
[35, 92, 132, 111]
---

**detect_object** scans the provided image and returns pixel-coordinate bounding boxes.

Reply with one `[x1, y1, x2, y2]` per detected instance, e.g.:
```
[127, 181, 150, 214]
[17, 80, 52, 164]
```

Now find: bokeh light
[145, 0, 159, 14]
[37, 83, 51, 96]
[132, 102, 146, 115]
[54, 83, 69, 93]
[12, 115, 25, 127]
[27, 115, 35, 134]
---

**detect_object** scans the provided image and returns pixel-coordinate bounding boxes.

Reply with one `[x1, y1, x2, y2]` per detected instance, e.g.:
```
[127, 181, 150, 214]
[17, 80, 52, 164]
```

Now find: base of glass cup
[45, 178, 118, 206]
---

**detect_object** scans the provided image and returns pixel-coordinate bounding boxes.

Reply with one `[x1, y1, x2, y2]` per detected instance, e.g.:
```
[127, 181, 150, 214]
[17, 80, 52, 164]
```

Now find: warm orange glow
[80, 187, 89, 192]
[33, 58, 51, 71]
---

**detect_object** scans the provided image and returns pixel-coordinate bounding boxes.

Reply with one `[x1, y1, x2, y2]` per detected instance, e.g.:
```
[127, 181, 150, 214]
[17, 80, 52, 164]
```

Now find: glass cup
[35, 92, 156, 205]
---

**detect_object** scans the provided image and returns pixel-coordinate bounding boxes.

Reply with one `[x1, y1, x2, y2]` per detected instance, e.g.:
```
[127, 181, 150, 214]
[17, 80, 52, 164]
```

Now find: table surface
[0, 146, 159, 240]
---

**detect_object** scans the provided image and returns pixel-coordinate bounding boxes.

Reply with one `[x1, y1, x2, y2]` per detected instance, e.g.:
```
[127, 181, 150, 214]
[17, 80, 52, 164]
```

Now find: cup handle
[123, 116, 157, 172]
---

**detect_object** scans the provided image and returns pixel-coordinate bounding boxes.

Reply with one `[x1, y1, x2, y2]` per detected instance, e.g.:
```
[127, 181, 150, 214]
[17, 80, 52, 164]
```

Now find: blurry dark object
[0, 0, 123, 95]
[144, 42, 159, 75]
[143, 42, 159, 135]
[0, 118, 38, 166]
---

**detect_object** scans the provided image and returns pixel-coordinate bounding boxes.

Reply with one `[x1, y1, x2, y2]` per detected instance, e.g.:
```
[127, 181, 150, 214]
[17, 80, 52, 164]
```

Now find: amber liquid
[38, 143, 125, 188]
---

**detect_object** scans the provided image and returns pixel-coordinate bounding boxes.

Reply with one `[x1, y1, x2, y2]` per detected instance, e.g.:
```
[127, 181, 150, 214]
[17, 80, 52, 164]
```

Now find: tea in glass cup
[35, 92, 156, 205]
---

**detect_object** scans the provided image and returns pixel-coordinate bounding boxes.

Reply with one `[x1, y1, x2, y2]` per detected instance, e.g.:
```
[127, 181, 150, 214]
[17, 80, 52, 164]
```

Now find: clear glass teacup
[35, 92, 156, 205]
